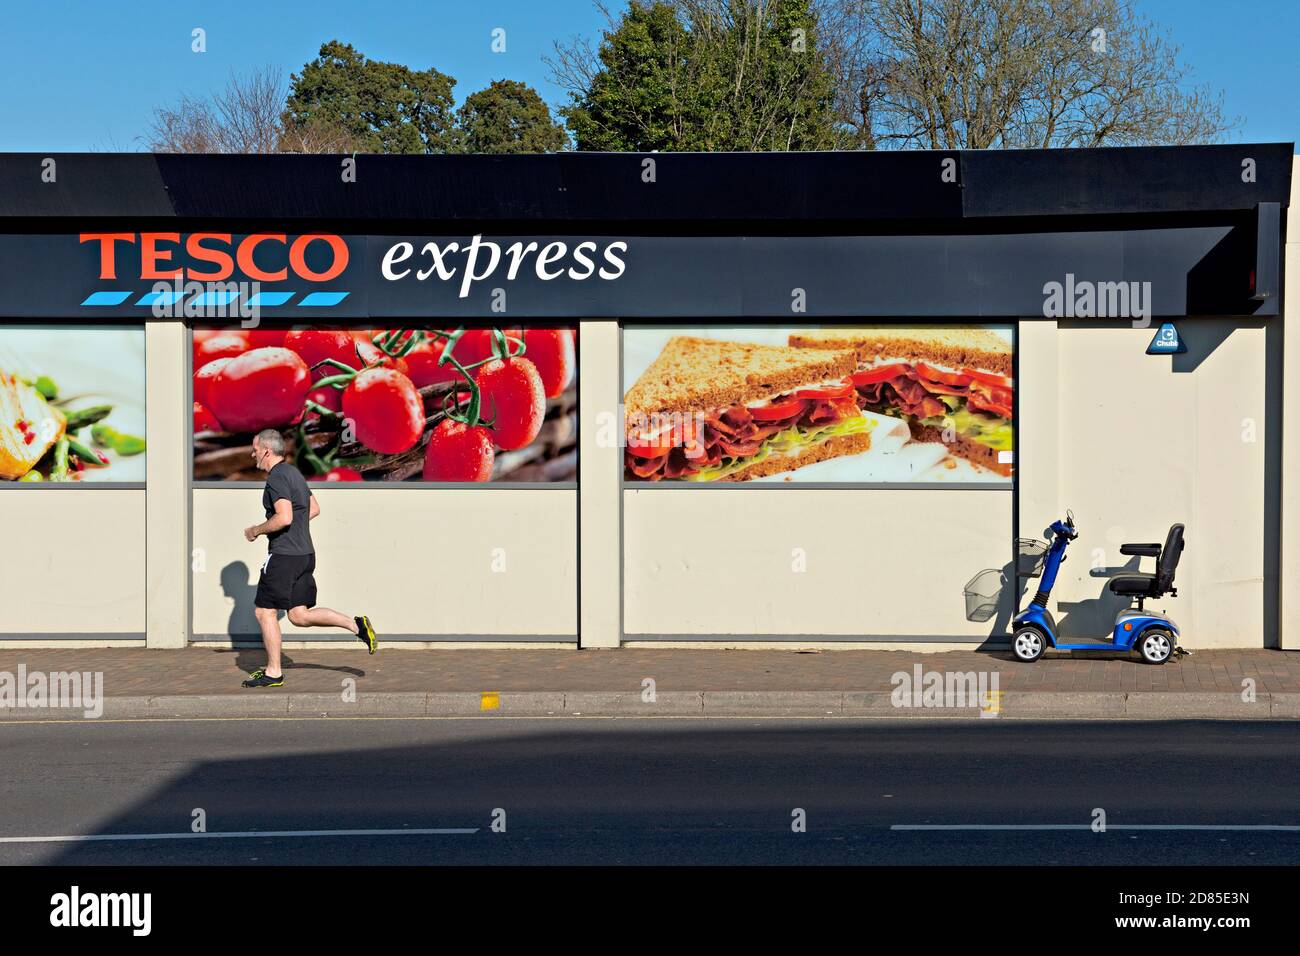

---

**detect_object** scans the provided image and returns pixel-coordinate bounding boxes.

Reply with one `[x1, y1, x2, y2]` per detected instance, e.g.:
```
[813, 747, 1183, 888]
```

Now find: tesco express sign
[381, 236, 628, 298]
[79, 233, 628, 300]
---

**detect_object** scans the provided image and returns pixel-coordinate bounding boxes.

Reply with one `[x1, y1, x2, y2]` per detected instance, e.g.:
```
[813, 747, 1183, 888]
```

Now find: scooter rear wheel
[1012, 627, 1046, 662]
[1139, 628, 1174, 665]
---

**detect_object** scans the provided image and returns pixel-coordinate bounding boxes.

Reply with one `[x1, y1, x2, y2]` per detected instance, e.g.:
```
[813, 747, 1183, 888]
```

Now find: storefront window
[0, 323, 147, 485]
[622, 324, 1013, 486]
[191, 324, 577, 484]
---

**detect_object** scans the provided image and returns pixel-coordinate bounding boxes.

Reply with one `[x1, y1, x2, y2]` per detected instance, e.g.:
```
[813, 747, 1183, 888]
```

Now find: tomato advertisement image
[192, 326, 577, 483]
[622, 325, 1013, 485]
[0, 325, 147, 484]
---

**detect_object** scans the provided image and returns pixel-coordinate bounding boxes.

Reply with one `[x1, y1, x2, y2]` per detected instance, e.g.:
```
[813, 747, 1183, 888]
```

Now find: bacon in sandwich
[789, 327, 1013, 476]
[623, 337, 874, 482]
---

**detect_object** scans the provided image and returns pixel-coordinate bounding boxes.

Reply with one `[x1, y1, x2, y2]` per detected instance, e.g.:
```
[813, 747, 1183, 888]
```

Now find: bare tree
[818, 0, 1237, 149]
[546, 1, 612, 104]
[278, 116, 359, 154]
[145, 66, 356, 153]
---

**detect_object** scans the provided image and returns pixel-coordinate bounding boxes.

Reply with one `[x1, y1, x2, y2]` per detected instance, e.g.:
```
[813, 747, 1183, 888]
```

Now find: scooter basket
[1017, 538, 1049, 578]
[963, 568, 1005, 622]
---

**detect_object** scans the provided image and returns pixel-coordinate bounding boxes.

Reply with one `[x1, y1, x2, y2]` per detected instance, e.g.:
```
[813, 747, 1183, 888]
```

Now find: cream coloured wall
[579, 320, 621, 647]
[1042, 320, 1277, 648]
[0, 489, 145, 635]
[191, 488, 578, 639]
[623, 488, 1012, 638]
[1282, 156, 1300, 649]
[146, 320, 188, 648]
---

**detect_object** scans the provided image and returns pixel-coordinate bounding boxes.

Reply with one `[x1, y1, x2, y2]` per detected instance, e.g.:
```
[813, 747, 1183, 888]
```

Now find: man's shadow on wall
[216, 561, 363, 679]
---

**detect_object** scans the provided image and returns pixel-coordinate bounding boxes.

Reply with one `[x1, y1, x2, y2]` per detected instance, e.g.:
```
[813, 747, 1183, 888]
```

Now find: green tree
[552, 0, 844, 151]
[285, 40, 458, 153]
[457, 80, 568, 153]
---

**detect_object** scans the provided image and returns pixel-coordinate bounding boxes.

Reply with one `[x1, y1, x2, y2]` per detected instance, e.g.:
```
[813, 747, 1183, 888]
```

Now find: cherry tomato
[850, 364, 910, 386]
[749, 397, 806, 420]
[284, 328, 357, 380]
[193, 356, 232, 408]
[193, 401, 223, 433]
[400, 338, 461, 388]
[451, 328, 496, 368]
[521, 328, 576, 398]
[341, 367, 425, 454]
[247, 328, 288, 348]
[194, 331, 250, 370]
[476, 357, 545, 450]
[208, 347, 312, 432]
[309, 466, 364, 482]
[915, 362, 972, 387]
[423, 419, 495, 481]
[453, 328, 522, 373]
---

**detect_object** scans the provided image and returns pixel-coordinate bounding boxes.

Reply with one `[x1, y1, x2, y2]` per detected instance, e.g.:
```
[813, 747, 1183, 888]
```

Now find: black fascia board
[0, 144, 1291, 224]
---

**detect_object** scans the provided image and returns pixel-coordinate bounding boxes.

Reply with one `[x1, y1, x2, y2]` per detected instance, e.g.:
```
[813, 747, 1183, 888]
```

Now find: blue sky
[1, 0, 1294, 151]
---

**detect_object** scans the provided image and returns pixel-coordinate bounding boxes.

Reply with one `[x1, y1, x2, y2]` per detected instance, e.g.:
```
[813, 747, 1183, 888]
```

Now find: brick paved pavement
[0, 647, 1294, 697]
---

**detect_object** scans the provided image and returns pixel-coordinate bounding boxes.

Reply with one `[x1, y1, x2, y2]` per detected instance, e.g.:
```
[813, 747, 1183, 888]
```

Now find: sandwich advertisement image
[622, 325, 1013, 485]
[0, 325, 147, 484]
[193, 326, 577, 483]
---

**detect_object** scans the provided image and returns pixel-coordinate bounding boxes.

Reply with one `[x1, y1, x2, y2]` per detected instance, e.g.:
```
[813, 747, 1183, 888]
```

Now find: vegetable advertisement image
[0, 326, 147, 483]
[622, 326, 1013, 484]
[193, 326, 577, 483]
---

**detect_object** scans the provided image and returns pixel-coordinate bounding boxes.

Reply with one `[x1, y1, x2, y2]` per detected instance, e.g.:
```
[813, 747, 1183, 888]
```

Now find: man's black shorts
[255, 552, 318, 610]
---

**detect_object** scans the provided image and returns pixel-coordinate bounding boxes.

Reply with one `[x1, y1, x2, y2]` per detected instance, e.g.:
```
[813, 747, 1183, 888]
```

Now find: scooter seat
[1109, 573, 1157, 596]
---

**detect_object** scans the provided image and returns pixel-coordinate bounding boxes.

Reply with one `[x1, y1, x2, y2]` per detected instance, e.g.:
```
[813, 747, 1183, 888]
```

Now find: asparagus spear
[51, 437, 70, 480]
[62, 404, 113, 432]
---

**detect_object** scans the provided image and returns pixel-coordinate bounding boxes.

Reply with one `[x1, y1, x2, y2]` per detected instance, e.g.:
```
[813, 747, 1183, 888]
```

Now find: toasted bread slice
[908, 422, 1012, 477]
[625, 336, 857, 423]
[719, 430, 872, 482]
[789, 327, 1012, 377]
[0, 372, 65, 479]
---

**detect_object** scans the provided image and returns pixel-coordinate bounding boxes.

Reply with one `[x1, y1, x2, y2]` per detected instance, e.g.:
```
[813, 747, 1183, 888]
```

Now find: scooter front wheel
[1139, 628, 1174, 665]
[1012, 627, 1046, 662]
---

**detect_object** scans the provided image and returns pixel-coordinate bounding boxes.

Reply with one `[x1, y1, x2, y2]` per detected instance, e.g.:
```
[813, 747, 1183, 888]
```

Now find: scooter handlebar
[1049, 518, 1079, 540]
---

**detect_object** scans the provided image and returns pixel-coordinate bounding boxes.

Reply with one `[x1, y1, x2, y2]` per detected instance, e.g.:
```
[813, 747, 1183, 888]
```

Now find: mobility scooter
[1011, 512, 1185, 664]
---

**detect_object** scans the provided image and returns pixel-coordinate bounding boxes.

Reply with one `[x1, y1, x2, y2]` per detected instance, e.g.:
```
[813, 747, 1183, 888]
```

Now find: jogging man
[241, 429, 377, 688]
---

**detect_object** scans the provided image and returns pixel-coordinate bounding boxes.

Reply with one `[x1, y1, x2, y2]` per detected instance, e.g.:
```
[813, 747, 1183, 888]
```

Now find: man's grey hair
[254, 429, 286, 456]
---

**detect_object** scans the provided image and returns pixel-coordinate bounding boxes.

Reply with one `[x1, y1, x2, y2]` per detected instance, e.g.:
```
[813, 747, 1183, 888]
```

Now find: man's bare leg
[254, 606, 284, 678]
[287, 606, 359, 633]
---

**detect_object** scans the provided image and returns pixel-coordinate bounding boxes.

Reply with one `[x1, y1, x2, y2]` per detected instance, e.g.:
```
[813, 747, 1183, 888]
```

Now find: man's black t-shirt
[263, 461, 314, 555]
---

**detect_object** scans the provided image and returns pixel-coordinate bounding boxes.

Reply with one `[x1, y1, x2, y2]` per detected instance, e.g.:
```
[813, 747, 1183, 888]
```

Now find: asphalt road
[3, 717, 1299, 865]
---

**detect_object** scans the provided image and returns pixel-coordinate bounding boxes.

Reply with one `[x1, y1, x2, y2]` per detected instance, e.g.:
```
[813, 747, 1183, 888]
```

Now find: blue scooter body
[1012, 518, 1181, 651]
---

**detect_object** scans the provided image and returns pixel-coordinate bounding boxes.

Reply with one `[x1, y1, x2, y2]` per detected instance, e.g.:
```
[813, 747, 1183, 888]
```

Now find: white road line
[0, 828, 479, 844]
[891, 824, 1300, 831]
